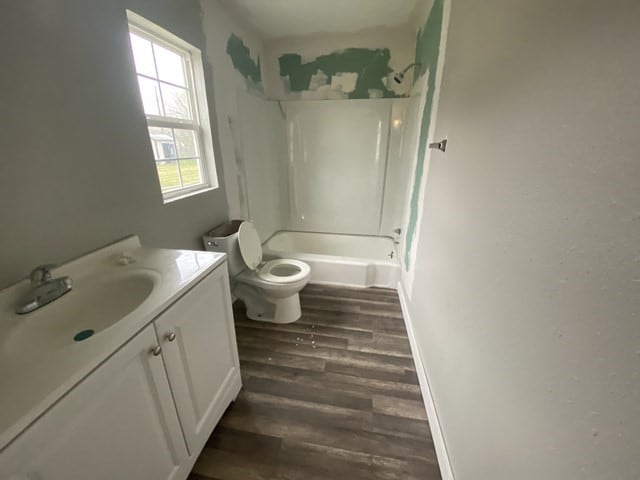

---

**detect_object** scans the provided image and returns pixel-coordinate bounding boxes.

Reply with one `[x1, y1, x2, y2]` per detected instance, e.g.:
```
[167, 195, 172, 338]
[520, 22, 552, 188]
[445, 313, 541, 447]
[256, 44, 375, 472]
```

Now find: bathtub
[263, 231, 400, 289]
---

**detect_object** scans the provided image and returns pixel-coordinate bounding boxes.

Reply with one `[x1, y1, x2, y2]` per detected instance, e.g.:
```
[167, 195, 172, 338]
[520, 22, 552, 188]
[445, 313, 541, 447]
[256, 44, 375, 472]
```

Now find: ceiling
[219, 0, 420, 38]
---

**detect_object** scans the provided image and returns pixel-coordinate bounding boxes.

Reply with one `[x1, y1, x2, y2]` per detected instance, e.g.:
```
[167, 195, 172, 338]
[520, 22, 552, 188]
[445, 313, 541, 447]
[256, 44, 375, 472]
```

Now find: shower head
[393, 62, 422, 84]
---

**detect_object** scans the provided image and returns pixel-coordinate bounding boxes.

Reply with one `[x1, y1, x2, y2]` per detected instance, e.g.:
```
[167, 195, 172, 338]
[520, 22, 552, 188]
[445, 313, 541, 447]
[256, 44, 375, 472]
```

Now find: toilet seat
[258, 259, 310, 284]
[236, 221, 310, 287]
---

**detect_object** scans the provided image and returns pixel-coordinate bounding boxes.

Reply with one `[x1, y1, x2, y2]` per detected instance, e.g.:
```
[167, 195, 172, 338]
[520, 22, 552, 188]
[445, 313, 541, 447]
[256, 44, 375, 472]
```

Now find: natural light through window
[126, 11, 218, 201]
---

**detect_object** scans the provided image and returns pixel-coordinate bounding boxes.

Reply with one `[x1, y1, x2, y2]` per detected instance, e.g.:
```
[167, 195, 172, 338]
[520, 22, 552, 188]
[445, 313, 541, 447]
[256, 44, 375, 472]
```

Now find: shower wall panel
[238, 91, 288, 241]
[379, 98, 412, 238]
[285, 100, 392, 234]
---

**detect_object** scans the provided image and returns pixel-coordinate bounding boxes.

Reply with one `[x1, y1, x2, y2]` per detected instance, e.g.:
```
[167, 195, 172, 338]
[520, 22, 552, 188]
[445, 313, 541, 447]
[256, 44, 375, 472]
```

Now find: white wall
[200, 0, 266, 220]
[406, 0, 640, 478]
[0, 0, 229, 289]
[410, 0, 435, 33]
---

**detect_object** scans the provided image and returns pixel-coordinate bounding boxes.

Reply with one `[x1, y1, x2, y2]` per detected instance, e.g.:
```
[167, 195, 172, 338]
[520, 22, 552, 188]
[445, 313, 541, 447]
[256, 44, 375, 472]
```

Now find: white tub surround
[264, 231, 399, 288]
[284, 100, 392, 235]
[0, 236, 240, 479]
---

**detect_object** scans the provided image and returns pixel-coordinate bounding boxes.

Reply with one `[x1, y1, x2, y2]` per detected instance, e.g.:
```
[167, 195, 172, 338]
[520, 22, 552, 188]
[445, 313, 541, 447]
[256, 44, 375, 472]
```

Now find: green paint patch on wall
[404, 0, 444, 270]
[279, 48, 402, 99]
[226, 34, 262, 86]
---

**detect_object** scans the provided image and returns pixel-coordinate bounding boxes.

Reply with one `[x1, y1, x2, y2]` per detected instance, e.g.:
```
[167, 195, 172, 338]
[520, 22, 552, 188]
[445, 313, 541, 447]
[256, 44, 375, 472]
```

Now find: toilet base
[234, 283, 302, 324]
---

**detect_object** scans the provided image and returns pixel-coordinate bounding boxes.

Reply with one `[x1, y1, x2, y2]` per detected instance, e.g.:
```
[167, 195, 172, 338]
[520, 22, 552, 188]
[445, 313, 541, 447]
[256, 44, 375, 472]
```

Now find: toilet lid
[237, 221, 263, 270]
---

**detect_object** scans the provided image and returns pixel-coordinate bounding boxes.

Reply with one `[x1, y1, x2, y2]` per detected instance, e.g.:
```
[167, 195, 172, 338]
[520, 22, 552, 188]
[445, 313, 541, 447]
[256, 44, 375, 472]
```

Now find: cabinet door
[0, 325, 189, 480]
[154, 264, 241, 455]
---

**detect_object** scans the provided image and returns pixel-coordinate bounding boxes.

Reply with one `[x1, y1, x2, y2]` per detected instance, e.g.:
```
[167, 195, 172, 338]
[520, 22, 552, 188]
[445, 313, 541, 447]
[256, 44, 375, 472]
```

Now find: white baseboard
[397, 281, 454, 480]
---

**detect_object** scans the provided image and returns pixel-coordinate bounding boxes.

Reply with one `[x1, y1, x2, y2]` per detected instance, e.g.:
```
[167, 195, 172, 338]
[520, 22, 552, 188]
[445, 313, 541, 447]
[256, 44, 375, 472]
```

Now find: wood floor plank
[236, 324, 349, 349]
[322, 371, 422, 401]
[190, 284, 441, 479]
[239, 359, 326, 379]
[230, 390, 369, 431]
[229, 389, 433, 447]
[243, 375, 373, 410]
[237, 346, 326, 372]
[240, 360, 422, 401]
[280, 440, 440, 480]
[347, 332, 414, 357]
[296, 298, 360, 314]
[302, 284, 399, 301]
[300, 291, 404, 310]
[237, 336, 415, 370]
[372, 395, 429, 421]
[325, 362, 419, 384]
[234, 317, 374, 342]
[298, 310, 408, 335]
[370, 412, 433, 441]
[205, 426, 282, 456]
[188, 474, 223, 480]
[192, 448, 273, 480]
[219, 407, 434, 462]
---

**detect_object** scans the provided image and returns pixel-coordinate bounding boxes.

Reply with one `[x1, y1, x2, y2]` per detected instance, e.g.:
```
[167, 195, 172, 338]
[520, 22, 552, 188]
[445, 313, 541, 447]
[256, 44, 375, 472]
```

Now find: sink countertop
[0, 236, 226, 452]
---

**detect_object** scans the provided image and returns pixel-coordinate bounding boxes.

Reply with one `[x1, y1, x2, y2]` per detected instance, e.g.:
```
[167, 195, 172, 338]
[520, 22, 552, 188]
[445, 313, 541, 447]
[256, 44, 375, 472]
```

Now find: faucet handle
[29, 264, 57, 285]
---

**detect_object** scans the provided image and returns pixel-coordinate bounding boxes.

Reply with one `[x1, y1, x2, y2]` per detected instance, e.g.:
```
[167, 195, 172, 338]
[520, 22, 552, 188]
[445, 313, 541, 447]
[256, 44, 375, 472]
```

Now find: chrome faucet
[30, 264, 55, 287]
[16, 264, 73, 314]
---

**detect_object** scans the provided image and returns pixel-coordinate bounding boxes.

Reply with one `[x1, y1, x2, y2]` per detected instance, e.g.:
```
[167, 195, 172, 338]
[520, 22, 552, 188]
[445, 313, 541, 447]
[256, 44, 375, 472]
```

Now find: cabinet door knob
[150, 345, 162, 356]
[165, 332, 176, 342]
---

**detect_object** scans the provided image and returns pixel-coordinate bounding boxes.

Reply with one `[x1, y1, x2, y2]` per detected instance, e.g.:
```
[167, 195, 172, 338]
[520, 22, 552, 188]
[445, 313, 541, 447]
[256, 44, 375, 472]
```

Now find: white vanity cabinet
[0, 262, 241, 480]
[154, 263, 240, 454]
[0, 324, 190, 480]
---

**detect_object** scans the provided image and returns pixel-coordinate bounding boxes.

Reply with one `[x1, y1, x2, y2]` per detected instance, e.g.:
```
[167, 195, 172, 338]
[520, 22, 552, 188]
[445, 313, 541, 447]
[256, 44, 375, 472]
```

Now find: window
[126, 11, 218, 201]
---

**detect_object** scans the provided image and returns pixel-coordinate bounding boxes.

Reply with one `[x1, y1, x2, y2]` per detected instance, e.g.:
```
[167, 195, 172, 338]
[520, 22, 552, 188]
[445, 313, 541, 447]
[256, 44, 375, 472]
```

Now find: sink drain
[73, 329, 95, 342]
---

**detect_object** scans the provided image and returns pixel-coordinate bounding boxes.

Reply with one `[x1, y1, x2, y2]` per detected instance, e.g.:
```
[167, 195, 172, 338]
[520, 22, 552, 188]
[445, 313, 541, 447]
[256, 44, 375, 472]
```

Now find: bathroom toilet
[205, 221, 310, 324]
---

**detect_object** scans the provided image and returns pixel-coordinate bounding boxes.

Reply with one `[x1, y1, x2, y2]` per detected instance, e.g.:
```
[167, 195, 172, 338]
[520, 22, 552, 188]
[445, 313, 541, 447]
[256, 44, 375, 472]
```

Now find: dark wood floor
[189, 284, 441, 480]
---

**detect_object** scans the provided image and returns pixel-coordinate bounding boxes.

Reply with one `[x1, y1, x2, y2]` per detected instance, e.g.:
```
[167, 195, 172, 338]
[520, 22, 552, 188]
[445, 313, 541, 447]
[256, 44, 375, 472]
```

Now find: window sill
[162, 186, 217, 204]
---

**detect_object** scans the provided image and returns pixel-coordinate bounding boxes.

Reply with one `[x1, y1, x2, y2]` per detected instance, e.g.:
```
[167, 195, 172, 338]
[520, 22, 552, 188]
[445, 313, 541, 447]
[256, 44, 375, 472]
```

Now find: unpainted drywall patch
[279, 48, 404, 100]
[404, 0, 444, 270]
[228, 115, 248, 216]
[226, 33, 263, 90]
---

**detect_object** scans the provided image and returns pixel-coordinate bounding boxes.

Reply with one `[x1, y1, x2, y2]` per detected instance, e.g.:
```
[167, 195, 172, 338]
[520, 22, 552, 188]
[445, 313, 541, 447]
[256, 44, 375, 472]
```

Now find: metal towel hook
[429, 139, 447, 152]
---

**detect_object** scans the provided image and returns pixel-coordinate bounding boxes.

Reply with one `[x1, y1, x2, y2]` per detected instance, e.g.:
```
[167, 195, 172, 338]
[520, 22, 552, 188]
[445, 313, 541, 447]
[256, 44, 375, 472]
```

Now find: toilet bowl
[206, 221, 310, 324]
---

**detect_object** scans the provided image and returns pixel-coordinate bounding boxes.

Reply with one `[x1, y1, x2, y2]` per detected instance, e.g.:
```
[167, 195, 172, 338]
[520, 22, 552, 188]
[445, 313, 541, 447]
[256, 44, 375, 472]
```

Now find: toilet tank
[203, 220, 246, 276]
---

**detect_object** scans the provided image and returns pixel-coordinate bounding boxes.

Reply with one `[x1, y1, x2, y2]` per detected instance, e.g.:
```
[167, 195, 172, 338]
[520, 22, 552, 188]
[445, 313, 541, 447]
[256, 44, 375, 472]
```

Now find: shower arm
[393, 62, 423, 84]
[399, 63, 421, 75]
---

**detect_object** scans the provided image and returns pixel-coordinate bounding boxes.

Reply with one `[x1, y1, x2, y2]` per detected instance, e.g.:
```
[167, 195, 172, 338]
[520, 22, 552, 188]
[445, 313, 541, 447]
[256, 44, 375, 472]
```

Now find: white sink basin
[2, 272, 156, 362]
[0, 236, 227, 454]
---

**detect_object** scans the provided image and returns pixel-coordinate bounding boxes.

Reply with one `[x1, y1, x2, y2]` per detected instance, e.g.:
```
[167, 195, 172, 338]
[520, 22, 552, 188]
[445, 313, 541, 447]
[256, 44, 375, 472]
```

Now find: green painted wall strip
[404, 0, 444, 270]
[279, 48, 403, 99]
[226, 33, 262, 84]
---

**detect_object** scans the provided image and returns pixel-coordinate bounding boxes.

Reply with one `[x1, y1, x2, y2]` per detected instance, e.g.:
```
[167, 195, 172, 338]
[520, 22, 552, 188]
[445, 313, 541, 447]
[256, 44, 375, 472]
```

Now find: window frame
[126, 10, 218, 203]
